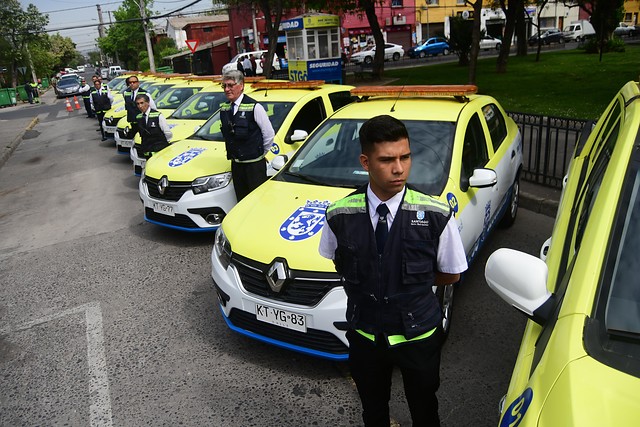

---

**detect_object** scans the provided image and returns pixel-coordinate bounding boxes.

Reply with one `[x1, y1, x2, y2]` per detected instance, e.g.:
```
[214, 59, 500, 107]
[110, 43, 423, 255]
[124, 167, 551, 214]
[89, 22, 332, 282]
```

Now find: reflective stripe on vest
[356, 327, 437, 346]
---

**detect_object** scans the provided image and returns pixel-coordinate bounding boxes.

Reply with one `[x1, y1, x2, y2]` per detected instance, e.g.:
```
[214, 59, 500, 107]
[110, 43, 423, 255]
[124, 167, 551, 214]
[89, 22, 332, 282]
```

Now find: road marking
[1, 302, 114, 427]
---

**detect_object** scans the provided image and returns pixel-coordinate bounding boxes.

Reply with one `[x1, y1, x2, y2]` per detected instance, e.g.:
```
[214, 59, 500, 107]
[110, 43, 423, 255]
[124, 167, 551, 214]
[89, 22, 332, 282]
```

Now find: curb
[0, 116, 39, 169]
[520, 190, 559, 218]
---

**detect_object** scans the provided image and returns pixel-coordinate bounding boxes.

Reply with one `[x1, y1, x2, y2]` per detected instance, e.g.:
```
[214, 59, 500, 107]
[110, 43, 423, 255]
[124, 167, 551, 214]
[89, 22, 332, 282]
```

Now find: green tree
[0, 0, 48, 86]
[49, 34, 80, 71]
[98, 0, 151, 70]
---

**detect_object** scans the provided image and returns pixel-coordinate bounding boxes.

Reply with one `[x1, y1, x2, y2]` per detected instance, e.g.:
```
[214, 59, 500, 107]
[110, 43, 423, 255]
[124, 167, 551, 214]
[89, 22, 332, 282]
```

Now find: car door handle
[511, 150, 516, 159]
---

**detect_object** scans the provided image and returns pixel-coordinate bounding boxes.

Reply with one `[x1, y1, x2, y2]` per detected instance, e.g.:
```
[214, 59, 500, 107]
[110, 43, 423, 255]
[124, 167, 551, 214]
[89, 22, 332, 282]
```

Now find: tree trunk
[363, 1, 385, 79]
[496, 0, 516, 73]
[468, 0, 483, 85]
[258, 0, 283, 78]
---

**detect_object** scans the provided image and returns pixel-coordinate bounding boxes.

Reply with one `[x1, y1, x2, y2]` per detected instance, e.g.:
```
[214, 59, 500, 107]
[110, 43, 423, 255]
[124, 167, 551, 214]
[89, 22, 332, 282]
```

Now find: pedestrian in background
[249, 55, 257, 76]
[78, 77, 96, 118]
[219, 70, 275, 201]
[237, 57, 245, 75]
[242, 55, 253, 76]
[319, 115, 468, 427]
[134, 93, 173, 158]
[91, 79, 114, 141]
[29, 81, 40, 103]
[24, 81, 34, 104]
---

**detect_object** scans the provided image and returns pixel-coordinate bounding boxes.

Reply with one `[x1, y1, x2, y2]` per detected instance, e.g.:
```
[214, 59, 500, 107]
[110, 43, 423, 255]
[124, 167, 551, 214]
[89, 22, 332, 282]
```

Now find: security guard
[319, 115, 467, 427]
[219, 70, 275, 202]
[90, 79, 113, 141]
[78, 77, 96, 118]
[134, 93, 172, 158]
[122, 76, 155, 140]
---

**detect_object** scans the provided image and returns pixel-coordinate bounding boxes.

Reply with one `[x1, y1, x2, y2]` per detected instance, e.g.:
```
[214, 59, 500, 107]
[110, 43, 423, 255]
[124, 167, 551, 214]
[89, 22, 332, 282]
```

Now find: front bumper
[138, 176, 236, 231]
[115, 128, 135, 152]
[129, 146, 146, 176]
[210, 245, 349, 361]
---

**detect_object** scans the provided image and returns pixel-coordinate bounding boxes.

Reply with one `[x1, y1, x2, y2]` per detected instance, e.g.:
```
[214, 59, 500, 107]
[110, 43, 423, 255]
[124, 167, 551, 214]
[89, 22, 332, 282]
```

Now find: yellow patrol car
[113, 74, 189, 153]
[485, 81, 640, 426]
[127, 76, 219, 173]
[210, 85, 523, 360]
[138, 80, 356, 230]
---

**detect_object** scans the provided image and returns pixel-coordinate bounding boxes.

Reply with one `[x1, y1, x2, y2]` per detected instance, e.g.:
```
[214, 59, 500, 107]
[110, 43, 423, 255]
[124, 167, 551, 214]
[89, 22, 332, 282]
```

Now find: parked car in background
[485, 80, 640, 427]
[55, 76, 81, 98]
[563, 20, 596, 42]
[221, 50, 282, 75]
[407, 37, 450, 58]
[77, 65, 85, 73]
[528, 28, 565, 46]
[350, 43, 405, 64]
[614, 22, 636, 37]
[479, 35, 502, 50]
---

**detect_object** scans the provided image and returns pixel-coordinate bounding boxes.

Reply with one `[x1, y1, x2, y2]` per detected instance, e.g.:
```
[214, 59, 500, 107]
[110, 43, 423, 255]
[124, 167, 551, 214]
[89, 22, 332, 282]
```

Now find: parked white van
[221, 50, 281, 75]
[563, 20, 595, 42]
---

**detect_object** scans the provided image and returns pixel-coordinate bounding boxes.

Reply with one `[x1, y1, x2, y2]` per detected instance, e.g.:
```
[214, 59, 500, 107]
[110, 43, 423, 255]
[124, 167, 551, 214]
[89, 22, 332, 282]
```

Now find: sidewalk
[0, 86, 560, 218]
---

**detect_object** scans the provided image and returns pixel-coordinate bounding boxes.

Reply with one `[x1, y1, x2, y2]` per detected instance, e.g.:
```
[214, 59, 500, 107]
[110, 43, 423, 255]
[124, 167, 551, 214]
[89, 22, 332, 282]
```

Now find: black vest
[326, 185, 452, 339]
[82, 85, 95, 99]
[124, 88, 148, 124]
[91, 89, 112, 113]
[137, 109, 168, 154]
[220, 95, 264, 161]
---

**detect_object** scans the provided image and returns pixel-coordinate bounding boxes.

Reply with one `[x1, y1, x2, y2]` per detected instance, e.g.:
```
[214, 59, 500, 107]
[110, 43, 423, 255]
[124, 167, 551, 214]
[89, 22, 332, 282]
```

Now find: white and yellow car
[485, 81, 640, 426]
[210, 85, 523, 360]
[138, 80, 356, 231]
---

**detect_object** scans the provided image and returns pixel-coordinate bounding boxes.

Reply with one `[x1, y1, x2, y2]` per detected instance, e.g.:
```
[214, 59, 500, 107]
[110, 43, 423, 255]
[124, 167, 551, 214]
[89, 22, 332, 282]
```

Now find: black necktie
[375, 203, 390, 255]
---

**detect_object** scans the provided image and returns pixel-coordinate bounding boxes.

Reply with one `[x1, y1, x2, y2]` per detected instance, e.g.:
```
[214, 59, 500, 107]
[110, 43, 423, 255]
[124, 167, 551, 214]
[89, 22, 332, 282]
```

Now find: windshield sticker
[270, 143, 280, 155]
[500, 388, 533, 427]
[353, 171, 368, 175]
[168, 147, 207, 167]
[447, 193, 459, 214]
[280, 200, 331, 241]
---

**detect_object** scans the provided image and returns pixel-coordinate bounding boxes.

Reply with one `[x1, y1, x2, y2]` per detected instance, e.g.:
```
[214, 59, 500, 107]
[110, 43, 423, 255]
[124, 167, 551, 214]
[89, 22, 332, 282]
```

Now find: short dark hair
[134, 93, 150, 103]
[359, 115, 409, 154]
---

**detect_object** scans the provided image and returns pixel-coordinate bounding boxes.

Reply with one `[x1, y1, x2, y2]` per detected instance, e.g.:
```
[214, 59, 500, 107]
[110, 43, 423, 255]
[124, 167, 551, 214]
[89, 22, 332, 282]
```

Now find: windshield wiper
[282, 171, 332, 187]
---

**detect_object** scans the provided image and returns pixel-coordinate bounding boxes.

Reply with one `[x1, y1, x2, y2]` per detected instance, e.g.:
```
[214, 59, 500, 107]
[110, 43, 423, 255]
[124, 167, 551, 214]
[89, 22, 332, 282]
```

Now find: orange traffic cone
[65, 98, 73, 112]
[73, 95, 81, 110]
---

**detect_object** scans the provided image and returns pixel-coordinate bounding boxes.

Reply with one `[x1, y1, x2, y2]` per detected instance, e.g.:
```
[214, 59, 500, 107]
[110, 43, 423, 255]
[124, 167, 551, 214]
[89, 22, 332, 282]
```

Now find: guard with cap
[318, 114, 467, 427]
[78, 77, 96, 118]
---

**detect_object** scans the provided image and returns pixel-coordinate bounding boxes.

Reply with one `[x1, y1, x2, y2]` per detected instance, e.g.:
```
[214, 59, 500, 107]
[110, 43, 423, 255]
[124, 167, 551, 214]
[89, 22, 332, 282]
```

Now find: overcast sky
[19, 0, 215, 54]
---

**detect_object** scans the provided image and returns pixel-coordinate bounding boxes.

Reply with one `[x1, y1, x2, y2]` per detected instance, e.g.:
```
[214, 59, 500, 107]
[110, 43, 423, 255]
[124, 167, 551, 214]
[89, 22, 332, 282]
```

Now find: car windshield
[108, 77, 127, 91]
[191, 101, 291, 141]
[156, 87, 200, 109]
[274, 118, 454, 194]
[147, 83, 175, 99]
[170, 91, 227, 120]
[57, 79, 79, 88]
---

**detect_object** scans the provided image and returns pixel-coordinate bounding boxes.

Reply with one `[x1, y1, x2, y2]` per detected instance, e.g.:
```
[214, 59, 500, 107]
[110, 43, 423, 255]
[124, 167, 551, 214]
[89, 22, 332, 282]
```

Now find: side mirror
[289, 129, 308, 144]
[539, 237, 551, 262]
[271, 154, 289, 171]
[469, 168, 497, 188]
[485, 248, 554, 325]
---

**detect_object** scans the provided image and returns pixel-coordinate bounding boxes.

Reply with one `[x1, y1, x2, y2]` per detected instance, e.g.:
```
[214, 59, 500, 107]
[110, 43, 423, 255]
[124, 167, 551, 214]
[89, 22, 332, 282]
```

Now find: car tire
[495, 43, 502, 51]
[499, 174, 519, 228]
[392, 52, 400, 61]
[443, 48, 450, 56]
[576, 36, 582, 43]
[364, 56, 373, 65]
[435, 283, 456, 338]
[419, 51, 426, 58]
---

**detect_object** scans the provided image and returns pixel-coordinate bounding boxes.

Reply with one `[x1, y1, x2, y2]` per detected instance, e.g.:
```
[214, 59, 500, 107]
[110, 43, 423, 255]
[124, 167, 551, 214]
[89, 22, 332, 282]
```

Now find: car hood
[223, 180, 353, 271]
[166, 119, 206, 142]
[144, 138, 229, 182]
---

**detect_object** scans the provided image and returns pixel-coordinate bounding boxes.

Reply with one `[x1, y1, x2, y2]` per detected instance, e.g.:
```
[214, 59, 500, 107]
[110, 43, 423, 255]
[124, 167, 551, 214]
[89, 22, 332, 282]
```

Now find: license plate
[255, 304, 306, 332]
[119, 139, 134, 148]
[104, 125, 116, 133]
[152, 201, 174, 216]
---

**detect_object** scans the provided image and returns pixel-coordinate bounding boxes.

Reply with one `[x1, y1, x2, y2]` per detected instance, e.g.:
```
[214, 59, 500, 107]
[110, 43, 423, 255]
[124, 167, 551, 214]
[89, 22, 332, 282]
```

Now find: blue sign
[168, 147, 206, 167]
[500, 388, 533, 427]
[279, 200, 331, 241]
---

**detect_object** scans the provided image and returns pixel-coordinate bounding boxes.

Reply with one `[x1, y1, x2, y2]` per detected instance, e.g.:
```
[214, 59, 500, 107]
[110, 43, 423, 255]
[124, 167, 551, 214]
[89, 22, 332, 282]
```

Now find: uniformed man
[134, 93, 172, 158]
[319, 115, 468, 427]
[219, 70, 275, 201]
[78, 77, 96, 118]
[123, 76, 155, 140]
[90, 79, 114, 141]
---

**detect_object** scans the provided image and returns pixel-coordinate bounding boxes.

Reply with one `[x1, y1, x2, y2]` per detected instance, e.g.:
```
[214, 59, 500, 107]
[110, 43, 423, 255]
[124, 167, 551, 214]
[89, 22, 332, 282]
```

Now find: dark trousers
[96, 112, 107, 139]
[231, 159, 267, 202]
[347, 328, 443, 427]
[83, 98, 95, 117]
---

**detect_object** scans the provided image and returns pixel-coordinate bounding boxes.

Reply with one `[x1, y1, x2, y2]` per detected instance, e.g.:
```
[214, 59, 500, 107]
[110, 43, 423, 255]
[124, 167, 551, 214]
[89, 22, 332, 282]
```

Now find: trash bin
[0, 88, 17, 107]
[16, 85, 28, 103]
[41, 77, 49, 89]
[7, 88, 17, 105]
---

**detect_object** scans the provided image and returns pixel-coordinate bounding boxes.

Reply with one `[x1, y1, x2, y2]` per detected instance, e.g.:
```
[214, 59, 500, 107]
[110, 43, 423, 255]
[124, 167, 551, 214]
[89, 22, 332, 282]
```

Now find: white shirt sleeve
[158, 113, 173, 141]
[318, 222, 338, 260]
[436, 216, 468, 274]
[253, 103, 275, 153]
[147, 93, 157, 110]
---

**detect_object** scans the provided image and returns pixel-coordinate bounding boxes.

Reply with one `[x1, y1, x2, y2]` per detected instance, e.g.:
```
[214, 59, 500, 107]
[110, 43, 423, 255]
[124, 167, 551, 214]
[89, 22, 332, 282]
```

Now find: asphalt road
[0, 93, 555, 426]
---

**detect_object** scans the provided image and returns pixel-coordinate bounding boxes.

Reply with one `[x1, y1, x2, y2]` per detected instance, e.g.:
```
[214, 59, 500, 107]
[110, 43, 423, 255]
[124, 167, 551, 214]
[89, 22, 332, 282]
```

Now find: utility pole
[96, 4, 106, 66]
[138, 0, 156, 72]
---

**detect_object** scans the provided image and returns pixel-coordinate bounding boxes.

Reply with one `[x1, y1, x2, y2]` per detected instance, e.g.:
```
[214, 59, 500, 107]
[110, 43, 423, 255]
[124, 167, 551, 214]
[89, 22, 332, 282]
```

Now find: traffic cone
[65, 98, 73, 112]
[73, 96, 81, 110]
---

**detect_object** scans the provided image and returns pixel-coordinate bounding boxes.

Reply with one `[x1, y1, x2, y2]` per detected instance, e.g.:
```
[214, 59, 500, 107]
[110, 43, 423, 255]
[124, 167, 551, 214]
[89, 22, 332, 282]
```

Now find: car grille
[104, 117, 119, 126]
[145, 208, 198, 228]
[144, 176, 191, 201]
[117, 128, 133, 139]
[231, 254, 342, 307]
[228, 308, 348, 356]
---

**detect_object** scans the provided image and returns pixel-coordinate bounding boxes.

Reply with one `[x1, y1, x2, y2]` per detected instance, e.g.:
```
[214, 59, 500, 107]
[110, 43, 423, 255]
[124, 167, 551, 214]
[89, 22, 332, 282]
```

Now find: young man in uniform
[219, 70, 275, 201]
[134, 93, 173, 158]
[123, 76, 155, 140]
[319, 115, 468, 427]
[90, 79, 114, 141]
[78, 77, 96, 118]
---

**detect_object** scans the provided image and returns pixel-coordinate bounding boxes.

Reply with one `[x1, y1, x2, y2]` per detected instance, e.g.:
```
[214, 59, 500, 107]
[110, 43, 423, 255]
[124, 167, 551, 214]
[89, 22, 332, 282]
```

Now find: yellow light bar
[250, 80, 325, 90]
[186, 75, 223, 82]
[351, 85, 478, 99]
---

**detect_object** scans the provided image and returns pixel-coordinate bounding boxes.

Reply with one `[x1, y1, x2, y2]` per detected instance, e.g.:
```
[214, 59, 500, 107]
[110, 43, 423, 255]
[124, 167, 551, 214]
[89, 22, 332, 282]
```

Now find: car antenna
[390, 83, 405, 112]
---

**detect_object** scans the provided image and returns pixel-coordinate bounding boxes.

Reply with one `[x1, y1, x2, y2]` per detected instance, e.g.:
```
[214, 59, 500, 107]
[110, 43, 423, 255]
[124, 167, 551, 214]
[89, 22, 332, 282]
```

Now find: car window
[171, 92, 226, 120]
[482, 104, 508, 151]
[461, 113, 489, 180]
[278, 118, 454, 194]
[289, 97, 326, 137]
[156, 88, 200, 109]
[328, 91, 356, 112]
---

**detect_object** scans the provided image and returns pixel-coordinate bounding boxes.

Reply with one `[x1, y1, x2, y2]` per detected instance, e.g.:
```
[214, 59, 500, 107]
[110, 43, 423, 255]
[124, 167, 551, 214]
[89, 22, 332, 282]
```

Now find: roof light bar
[250, 80, 325, 90]
[351, 85, 478, 99]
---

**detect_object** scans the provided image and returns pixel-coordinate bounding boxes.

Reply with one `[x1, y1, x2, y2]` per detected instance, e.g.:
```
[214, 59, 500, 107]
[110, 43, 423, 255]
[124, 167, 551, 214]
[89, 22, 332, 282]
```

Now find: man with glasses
[90, 79, 114, 141]
[219, 70, 275, 201]
[134, 93, 172, 157]
[123, 76, 155, 140]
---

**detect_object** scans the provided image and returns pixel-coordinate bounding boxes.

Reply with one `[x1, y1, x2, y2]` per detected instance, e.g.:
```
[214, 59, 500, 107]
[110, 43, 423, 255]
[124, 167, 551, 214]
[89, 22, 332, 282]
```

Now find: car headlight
[115, 106, 125, 112]
[192, 172, 232, 195]
[214, 227, 232, 270]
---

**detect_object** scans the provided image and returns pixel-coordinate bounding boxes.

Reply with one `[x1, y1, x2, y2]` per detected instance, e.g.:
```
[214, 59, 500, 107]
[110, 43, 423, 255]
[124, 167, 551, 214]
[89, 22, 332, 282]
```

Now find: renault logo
[158, 176, 169, 195]
[266, 259, 289, 293]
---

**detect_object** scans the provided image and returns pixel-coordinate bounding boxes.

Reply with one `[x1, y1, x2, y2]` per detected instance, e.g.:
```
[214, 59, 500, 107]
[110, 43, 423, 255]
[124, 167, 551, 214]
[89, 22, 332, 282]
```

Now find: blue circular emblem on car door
[270, 143, 280, 155]
[500, 388, 533, 427]
[446, 192, 458, 214]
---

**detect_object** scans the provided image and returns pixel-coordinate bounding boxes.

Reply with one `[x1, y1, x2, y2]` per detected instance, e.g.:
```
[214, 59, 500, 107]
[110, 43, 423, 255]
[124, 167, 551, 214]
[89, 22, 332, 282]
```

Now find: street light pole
[137, 0, 156, 72]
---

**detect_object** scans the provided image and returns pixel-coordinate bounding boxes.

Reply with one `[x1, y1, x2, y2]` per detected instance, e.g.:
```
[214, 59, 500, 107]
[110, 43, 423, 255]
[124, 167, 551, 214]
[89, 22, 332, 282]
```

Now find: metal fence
[507, 111, 590, 189]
